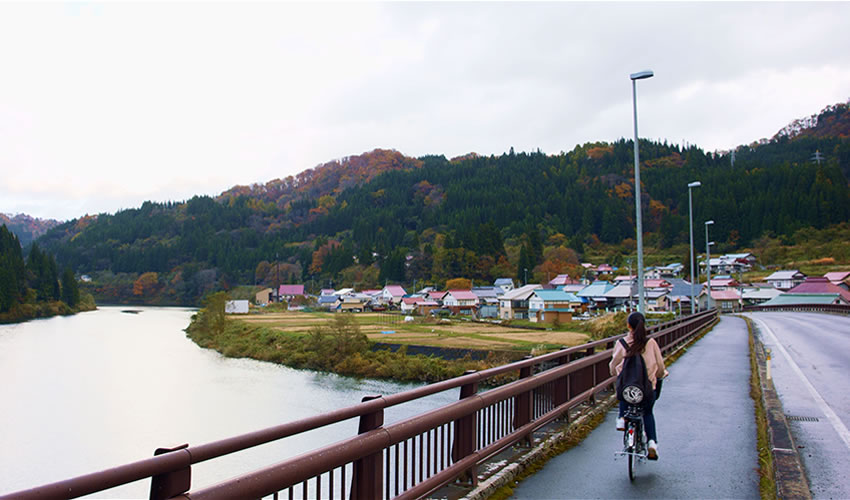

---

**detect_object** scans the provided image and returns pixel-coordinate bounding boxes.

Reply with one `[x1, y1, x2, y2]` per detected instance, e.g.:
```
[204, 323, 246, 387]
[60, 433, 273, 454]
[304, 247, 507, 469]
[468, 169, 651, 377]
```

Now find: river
[0, 306, 457, 498]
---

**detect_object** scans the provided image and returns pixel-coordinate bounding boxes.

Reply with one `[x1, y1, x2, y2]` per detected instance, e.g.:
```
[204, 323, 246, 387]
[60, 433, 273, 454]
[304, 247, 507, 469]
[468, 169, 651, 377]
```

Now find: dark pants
[619, 387, 658, 442]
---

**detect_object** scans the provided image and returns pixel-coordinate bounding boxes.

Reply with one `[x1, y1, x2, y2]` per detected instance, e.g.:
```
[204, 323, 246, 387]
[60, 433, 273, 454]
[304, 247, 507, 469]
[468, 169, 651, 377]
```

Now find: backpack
[616, 338, 652, 405]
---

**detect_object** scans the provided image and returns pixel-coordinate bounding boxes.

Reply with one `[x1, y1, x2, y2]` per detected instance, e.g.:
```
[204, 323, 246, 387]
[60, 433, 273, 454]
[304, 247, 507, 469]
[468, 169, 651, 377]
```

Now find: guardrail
[743, 304, 850, 314]
[4, 309, 717, 500]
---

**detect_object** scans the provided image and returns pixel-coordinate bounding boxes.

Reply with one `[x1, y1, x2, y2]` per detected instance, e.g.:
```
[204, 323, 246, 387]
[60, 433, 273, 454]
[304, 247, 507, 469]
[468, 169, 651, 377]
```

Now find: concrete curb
[750, 323, 812, 500]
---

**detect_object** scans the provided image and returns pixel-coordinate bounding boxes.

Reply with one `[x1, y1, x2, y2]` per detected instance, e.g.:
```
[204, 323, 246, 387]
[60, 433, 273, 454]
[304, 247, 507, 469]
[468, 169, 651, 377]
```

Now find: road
[746, 312, 850, 499]
[511, 315, 759, 499]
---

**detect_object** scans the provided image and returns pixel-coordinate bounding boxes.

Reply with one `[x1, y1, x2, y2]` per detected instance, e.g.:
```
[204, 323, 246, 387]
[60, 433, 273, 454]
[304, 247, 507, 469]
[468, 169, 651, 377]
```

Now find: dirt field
[236, 310, 589, 352]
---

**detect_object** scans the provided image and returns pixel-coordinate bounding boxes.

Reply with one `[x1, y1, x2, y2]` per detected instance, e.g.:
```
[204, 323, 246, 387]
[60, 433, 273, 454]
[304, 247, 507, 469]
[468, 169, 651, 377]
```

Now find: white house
[499, 284, 542, 320]
[765, 270, 806, 291]
[381, 285, 407, 305]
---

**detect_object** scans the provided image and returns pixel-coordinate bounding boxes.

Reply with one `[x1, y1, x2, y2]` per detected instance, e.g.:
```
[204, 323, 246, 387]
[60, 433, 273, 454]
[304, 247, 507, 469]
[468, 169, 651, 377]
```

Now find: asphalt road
[511, 315, 758, 499]
[746, 312, 850, 499]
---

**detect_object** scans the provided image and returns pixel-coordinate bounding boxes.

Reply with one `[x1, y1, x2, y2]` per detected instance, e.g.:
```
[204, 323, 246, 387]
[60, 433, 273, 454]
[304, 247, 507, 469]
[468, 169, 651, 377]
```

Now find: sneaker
[616, 417, 625, 431]
[647, 440, 658, 460]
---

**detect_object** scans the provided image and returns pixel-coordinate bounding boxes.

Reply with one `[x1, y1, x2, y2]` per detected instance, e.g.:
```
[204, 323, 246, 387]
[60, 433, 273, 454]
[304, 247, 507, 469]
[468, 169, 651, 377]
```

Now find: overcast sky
[2, 2, 849, 221]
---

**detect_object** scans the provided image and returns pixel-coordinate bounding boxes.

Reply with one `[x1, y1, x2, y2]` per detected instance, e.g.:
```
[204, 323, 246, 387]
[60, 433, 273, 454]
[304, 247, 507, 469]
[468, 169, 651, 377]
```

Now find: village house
[255, 288, 274, 306]
[278, 284, 305, 301]
[761, 293, 849, 307]
[547, 274, 580, 287]
[528, 289, 579, 323]
[317, 294, 341, 310]
[472, 287, 503, 318]
[577, 281, 615, 311]
[494, 278, 515, 293]
[765, 270, 807, 291]
[645, 289, 671, 313]
[499, 284, 542, 320]
[443, 290, 479, 315]
[706, 277, 740, 290]
[400, 297, 425, 314]
[603, 283, 635, 311]
[664, 278, 695, 312]
[699, 289, 742, 313]
[741, 286, 783, 306]
[787, 276, 850, 303]
[824, 271, 850, 291]
[380, 285, 407, 306]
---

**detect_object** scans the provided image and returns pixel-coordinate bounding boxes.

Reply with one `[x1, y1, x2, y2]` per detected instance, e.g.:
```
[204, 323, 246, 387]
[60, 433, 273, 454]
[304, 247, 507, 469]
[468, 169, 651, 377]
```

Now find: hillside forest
[0, 225, 94, 321]
[29, 100, 850, 305]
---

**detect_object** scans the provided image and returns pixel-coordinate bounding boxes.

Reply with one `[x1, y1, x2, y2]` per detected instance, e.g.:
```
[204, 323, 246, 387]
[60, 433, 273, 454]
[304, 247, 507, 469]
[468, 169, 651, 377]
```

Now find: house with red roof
[707, 277, 740, 290]
[381, 285, 407, 306]
[787, 276, 850, 303]
[548, 274, 580, 287]
[278, 284, 305, 300]
[698, 288, 741, 313]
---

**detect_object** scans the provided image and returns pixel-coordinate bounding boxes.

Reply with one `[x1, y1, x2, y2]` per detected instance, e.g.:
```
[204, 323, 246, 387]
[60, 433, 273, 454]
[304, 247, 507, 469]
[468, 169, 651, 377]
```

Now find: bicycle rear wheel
[626, 422, 636, 481]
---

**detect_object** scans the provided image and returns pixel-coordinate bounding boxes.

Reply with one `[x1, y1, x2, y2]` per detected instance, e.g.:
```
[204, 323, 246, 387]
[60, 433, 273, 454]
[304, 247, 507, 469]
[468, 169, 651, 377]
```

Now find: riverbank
[0, 293, 97, 324]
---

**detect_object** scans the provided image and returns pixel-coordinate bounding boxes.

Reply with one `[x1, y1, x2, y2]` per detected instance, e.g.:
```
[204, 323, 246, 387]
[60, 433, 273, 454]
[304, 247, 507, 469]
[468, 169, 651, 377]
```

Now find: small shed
[225, 300, 249, 314]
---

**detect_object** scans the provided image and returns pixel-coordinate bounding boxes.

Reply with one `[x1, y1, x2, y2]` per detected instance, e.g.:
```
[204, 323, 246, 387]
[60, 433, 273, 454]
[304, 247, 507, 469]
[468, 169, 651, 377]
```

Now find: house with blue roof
[529, 289, 585, 323]
[577, 281, 615, 310]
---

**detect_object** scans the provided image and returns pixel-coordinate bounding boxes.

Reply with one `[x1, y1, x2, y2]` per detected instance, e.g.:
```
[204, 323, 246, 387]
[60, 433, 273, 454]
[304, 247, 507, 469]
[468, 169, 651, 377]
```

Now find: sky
[2, 2, 850, 222]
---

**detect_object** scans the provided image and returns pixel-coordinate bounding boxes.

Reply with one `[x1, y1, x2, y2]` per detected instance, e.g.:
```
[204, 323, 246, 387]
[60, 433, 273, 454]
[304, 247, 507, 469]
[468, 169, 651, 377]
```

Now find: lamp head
[688, 181, 701, 188]
[705, 220, 714, 226]
[630, 70, 654, 80]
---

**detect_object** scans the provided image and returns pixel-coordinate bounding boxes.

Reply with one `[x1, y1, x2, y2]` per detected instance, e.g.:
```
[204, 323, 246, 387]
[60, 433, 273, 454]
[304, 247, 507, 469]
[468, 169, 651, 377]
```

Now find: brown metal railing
[743, 303, 850, 314]
[4, 309, 717, 500]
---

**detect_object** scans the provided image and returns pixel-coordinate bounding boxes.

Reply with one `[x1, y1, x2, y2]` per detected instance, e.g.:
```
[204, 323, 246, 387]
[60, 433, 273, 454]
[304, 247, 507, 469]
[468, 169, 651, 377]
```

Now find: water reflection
[0, 306, 457, 497]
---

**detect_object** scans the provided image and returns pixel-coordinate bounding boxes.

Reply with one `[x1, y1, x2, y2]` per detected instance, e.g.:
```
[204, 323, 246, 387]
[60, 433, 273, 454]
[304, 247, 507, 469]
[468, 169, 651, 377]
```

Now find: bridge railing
[5, 309, 717, 500]
[743, 303, 850, 314]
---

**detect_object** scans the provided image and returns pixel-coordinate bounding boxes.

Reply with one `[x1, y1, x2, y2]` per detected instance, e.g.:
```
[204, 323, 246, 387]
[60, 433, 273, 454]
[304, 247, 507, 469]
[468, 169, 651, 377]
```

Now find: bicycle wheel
[626, 422, 636, 481]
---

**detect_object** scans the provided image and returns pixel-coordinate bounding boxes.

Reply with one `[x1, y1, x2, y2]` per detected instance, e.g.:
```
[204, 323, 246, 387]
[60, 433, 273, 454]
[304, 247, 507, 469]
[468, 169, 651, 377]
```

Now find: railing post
[451, 370, 479, 485]
[149, 443, 191, 500]
[585, 346, 596, 404]
[350, 395, 384, 500]
[553, 349, 570, 420]
[513, 357, 533, 446]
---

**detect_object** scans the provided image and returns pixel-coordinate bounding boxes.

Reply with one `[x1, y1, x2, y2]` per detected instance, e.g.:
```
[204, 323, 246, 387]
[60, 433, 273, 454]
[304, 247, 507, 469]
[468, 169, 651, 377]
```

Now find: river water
[0, 306, 457, 498]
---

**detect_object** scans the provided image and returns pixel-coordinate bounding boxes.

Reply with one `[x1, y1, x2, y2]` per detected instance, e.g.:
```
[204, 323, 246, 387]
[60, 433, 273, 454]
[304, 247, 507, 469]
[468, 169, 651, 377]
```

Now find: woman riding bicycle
[609, 311, 668, 460]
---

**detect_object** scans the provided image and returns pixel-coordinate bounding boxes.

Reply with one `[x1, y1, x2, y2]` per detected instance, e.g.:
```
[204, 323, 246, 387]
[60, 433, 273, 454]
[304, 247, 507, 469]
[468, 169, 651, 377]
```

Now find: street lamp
[630, 69, 654, 313]
[705, 220, 714, 310]
[688, 181, 701, 314]
[524, 268, 528, 286]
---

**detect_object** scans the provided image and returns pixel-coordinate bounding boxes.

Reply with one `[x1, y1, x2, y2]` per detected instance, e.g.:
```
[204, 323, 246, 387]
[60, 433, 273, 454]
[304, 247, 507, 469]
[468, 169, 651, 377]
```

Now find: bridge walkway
[509, 315, 759, 499]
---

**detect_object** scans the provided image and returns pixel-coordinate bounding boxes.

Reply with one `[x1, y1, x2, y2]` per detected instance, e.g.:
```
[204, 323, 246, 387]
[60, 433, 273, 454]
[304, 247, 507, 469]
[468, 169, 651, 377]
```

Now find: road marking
[752, 316, 850, 453]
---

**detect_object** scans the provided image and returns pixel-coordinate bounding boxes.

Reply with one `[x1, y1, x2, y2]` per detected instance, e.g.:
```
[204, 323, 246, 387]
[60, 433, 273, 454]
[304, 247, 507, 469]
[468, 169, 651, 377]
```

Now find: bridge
[4, 306, 848, 499]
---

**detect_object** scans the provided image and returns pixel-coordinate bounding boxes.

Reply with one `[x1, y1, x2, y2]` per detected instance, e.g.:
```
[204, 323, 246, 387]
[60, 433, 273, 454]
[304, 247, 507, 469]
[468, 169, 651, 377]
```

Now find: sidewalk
[510, 315, 759, 499]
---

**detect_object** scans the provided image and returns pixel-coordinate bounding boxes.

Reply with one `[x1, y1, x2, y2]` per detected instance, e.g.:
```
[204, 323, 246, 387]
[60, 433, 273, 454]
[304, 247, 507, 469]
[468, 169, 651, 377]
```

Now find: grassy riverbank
[185, 294, 601, 383]
[0, 293, 97, 324]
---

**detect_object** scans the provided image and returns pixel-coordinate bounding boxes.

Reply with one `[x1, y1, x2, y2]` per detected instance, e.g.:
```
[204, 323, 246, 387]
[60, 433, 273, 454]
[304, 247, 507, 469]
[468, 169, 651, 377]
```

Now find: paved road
[511, 315, 758, 499]
[746, 312, 850, 499]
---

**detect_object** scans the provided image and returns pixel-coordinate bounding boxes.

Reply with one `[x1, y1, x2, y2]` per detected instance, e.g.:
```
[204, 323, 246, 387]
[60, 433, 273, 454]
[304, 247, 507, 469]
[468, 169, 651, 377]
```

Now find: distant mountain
[772, 99, 850, 141]
[0, 213, 62, 247]
[35, 100, 850, 304]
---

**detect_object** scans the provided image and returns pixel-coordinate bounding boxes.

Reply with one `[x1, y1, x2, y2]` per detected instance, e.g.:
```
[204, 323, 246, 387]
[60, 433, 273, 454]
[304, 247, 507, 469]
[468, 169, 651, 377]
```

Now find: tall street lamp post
[688, 181, 701, 314]
[630, 69, 654, 313]
[705, 220, 714, 310]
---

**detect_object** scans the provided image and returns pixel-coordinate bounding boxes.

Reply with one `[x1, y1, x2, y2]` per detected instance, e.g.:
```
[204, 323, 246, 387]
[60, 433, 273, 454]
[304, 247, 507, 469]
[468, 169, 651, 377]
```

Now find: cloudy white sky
[2, 2, 849, 221]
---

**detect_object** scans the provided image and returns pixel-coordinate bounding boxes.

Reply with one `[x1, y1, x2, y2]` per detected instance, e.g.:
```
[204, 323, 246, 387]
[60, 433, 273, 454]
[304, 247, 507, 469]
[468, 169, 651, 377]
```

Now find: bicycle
[616, 402, 647, 480]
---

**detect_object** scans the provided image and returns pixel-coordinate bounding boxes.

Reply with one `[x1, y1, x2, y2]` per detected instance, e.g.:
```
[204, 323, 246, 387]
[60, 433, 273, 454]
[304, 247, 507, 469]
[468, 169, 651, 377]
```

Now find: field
[237, 311, 589, 352]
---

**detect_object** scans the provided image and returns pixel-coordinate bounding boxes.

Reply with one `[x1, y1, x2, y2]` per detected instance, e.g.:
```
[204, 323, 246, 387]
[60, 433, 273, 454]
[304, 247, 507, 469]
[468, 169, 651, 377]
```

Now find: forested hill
[35, 101, 850, 304]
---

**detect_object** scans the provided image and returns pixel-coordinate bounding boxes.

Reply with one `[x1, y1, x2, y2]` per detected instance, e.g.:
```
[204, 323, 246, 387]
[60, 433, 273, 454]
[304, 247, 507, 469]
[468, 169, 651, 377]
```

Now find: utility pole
[812, 150, 824, 165]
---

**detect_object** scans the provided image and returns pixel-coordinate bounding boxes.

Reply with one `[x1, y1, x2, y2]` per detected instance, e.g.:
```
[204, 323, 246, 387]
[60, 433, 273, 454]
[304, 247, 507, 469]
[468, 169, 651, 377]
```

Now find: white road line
[751, 316, 850, 452]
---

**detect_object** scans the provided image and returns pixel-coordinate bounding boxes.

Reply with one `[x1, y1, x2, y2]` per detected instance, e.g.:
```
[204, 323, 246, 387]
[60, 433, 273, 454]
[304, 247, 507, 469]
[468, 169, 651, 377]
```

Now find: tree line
[1, 225, 82, 318]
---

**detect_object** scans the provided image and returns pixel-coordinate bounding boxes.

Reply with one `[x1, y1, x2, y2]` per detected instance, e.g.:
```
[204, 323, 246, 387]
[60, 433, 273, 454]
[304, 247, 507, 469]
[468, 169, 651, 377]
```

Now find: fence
[743, 303, 850, 315]
[5, 309, 717, 500]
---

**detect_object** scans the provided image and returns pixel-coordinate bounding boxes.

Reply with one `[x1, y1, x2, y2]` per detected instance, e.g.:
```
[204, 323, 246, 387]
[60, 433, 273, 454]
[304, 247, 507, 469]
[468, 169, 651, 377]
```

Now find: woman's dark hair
[626, 311, 647, 357]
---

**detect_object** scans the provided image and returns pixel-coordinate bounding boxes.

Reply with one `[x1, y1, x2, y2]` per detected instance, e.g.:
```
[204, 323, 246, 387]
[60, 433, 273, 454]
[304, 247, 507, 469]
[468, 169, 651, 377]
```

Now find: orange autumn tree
[133, 272, 160, 296]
